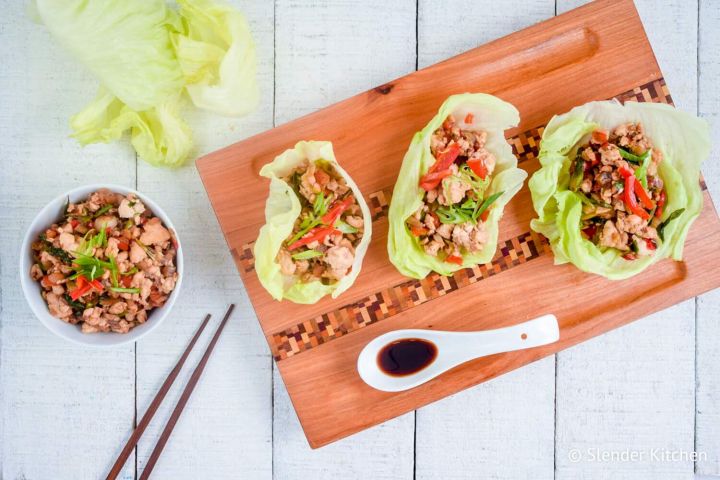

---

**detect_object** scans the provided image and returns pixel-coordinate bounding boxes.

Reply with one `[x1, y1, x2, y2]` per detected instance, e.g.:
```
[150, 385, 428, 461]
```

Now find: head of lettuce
[32, 0, 258, 167]
[254, 141, 372, 304]
[529, 100, 711, 280]
[387, 93, 527, 279]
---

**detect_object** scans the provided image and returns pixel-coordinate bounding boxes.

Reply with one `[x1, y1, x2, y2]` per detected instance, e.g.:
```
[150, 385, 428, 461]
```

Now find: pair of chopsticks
[107, 304, 235, 480]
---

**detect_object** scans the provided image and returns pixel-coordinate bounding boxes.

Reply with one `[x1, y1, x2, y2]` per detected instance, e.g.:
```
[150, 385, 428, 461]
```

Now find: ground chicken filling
[30, 189, 179, 334]
[406, 114, 503, 264]
[276, 160, 364, 284]
[571, 122, 682, 260]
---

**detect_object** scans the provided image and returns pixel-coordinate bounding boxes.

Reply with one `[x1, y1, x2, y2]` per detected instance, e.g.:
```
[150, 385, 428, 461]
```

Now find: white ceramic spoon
[357, 314, 559, 392]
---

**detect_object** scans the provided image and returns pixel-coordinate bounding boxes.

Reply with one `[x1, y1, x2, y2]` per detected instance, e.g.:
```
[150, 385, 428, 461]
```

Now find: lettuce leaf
[174, 0, 260, 117]
[529, 100, 711, 279]
[33, 0, 258, 167]
[71, 88, 193, 167]
[254, 141, 373, 304]
[387, 93, 527, 279]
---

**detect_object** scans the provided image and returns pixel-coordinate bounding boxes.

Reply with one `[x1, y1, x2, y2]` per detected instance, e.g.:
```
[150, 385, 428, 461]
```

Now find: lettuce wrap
[254, 141, 372, 303]
[529, 100, 711, 279]
[387, 93, 527, 279]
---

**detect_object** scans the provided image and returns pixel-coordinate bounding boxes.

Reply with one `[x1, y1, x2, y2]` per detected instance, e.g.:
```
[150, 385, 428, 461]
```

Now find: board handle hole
[521, 333, 528, 340]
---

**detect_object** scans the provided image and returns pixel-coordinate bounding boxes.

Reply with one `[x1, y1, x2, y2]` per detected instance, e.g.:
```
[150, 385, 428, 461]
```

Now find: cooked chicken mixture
[571, 123, 683, 260]
[276, 160, 364, 283]
[30, 189, 179, 333]
[406, 114, 503, 264]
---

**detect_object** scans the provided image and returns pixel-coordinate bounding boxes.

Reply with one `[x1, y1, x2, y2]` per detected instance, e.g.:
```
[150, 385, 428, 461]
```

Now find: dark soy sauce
[377, 338, 438, 376]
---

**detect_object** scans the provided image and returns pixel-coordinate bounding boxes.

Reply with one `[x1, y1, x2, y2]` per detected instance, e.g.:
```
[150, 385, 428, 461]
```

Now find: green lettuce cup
[254, 141, 372, 303]
[529, 100, 711, 280]
[387, 93, 527, 279]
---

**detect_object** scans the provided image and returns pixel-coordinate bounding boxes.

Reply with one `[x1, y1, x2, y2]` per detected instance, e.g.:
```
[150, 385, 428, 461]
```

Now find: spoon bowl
[357, 314, 559, 392]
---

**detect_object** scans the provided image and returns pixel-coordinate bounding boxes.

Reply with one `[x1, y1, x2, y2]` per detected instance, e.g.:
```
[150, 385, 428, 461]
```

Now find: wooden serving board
[196, 0, 720, 448]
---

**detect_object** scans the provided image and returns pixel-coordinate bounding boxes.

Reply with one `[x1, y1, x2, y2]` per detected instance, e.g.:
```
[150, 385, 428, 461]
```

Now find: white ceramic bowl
[20, 184, 183, 347]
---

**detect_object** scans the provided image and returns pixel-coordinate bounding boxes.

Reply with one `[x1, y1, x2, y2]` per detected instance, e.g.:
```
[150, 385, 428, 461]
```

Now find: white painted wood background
[0, 0, 718, 478]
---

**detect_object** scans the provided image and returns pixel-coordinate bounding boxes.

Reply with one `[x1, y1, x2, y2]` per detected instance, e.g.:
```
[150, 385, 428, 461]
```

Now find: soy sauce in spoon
[377, 338, 438, 376]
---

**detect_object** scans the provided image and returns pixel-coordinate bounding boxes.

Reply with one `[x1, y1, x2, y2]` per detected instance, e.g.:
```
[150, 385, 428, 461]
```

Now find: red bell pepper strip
[431, 143, 461, 173]
[619, 167, 650, 220]
[410, 225, 429, 237]
[69, 275, 103, 301]
[445, 255, 463, 265]
[314, 169, 330, 186]
[288, 226, 339, 251]
[632, 178, 655, 210]
[69, 284, 92, 301]
[321, 197, 354, 225]
[591, 130, 608, 144]
[419, 143, 462, 191]
[655, 190, 666, 218]
[618, 165, 633, 178]
[480, 209, 490, 222]
[464, 113, 474, 124]
[70, 219, 79, 229]
[419, 169, 453, 192]
[645, 238, 657, 251]
[467, 157, 488, 180]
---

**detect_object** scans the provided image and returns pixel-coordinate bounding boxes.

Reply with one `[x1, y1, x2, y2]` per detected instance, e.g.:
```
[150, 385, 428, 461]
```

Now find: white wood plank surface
[415, 2, 557, 479]
[554, 1, 699, 479]
[133, 1, 275, 478]
[0, 1, 137, 478]
[272, 2, 417, 478]
[697, 0, 720, 475]
[0, 1, 718, 479]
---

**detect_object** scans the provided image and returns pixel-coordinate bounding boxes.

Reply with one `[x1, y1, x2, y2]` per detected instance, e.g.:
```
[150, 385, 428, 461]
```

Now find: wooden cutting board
[196, 0, 720, 448]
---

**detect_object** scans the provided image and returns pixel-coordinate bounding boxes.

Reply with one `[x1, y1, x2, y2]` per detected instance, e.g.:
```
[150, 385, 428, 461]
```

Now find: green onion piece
[109, 255, 119, 288]
[657, 208, 685, 241]
[437, 205, 472, 224]
[618, 147, 645, 164]
[569, 158, 585, 192]
[633, 149, 652, 189]
[335, 220, 358, 234]
[647, 206, 657, 224]
[474, 191, 504, 220]
[460, 197, 478, 210]
[92, 204, 113, 218]
[109, 287, 141, 294]
[291, 250, 324, 260]
[286, 217, 324, 247]
[62, 196, 70, 217]
[313, 192, 326, 217]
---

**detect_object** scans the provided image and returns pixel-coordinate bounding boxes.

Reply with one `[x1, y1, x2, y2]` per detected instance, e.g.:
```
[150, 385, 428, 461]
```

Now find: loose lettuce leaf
[387, 93, 527, 279]
[34, 0, 184, 112]
[33, 0, 258, 167]
[254, 141, 373, 304]
[529, 100, 711, 279]
[71, 89, 193, 167]
[174, 0, 260, 117]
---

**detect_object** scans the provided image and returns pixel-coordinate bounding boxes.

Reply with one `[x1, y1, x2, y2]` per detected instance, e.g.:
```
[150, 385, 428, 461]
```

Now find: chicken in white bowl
[29, 189, 179, 334]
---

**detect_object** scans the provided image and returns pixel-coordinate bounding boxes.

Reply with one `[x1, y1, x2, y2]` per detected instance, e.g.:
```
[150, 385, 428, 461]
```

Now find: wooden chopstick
[139, 303, 235, 480]
[107, 314, 212, 480]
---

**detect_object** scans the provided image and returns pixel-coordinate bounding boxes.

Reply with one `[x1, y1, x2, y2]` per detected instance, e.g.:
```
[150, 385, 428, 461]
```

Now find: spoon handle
[450, 314, 560, 364]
